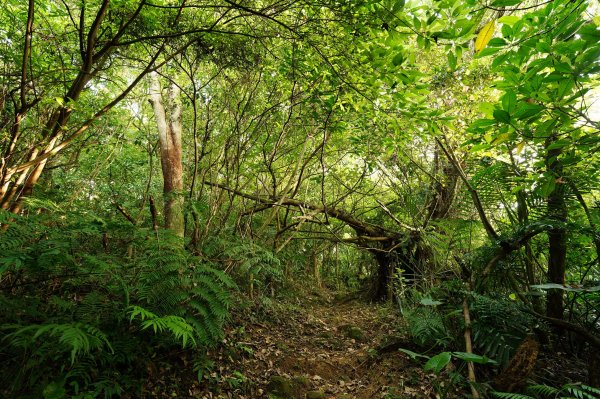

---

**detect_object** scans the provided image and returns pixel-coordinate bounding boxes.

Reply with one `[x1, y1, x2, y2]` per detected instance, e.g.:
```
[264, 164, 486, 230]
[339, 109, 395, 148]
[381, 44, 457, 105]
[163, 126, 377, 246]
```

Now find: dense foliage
[1, 0, 598, 397]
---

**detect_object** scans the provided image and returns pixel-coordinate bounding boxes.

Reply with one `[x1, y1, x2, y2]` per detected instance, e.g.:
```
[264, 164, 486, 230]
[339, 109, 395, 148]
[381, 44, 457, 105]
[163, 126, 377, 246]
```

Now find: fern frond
[561, 383, 600, 399]
[492, 392, 535, 399]
[404, 306, 449, 348]
[2, 322, 113, 363]
[526, 384, 560, 396]
[128, 305, 197, 347]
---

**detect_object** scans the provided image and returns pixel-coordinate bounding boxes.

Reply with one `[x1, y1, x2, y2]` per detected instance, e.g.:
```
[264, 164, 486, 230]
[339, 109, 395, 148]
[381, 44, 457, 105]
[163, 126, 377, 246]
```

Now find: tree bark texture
[149, 72, 185, 238]
[545, 137, 567, 320]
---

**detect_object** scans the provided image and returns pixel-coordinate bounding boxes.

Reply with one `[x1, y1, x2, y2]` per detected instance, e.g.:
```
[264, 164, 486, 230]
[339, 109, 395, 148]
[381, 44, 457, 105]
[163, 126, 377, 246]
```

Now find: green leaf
[420, 297, 443, 306]
[579, 24, 600, 42]
[399, 348, 430, 360]
[488, 38, 507, 47]
[479, 102, 495, 118]
[498, 15, 520, 26]
[538, 177, 556, 197]
[531, 283, 600, 292]
[452, 352, 498, 365]
[501, 91, 517, 113]
[424, 351, 451, 374]
[546, 139, 570, 150]
[492, 53, 509, 68]
[554, 62, 571, 73]
[493, 109, 511, 124]
[448, 51, 457, 70]
[392, 52, 404, 66]
[491, 0, 521, 6]
[514, 103, 544, 120]
[477, 46, 503, 57]
[392, 0, 405, 13]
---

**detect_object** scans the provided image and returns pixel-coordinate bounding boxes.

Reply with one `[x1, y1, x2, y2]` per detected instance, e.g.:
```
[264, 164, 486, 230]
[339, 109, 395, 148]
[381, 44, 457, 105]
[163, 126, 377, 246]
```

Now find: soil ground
[145, 291, 457, 398]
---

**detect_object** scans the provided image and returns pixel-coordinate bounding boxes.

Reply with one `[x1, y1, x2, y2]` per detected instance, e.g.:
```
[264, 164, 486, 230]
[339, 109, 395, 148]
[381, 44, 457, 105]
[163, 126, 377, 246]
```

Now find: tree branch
[436, 137, 499, 241]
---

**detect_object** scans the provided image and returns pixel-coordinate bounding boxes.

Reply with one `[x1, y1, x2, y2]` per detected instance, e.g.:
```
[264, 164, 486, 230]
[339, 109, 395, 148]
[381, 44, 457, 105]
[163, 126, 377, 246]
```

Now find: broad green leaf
[469, 119, 497, 130]
[392, 0, 405, 13]
[536, 41, 552, 53]
[577, 23, 600, 43]
[554, 62, 571, 73]
[493, 109, 511, 124]
[488, 38, 507, 47]
[399, 348, 430, 360]
[424, 352, 451, 374]
[479, 102, 495, 118]
[448, 51, 457, 70]
[546, 139, 570, 150]
[420, 297, 443, 306]
[452, 352, 498, 365]
[501, 91, 517, 113]
[478, 46, 503, 57]
[492, 53, 509, 68]
[514, 103, 544, 120]
[475, 20, 496, 53]
[498, 15, 520, 26]
[392, 52, 404, 66]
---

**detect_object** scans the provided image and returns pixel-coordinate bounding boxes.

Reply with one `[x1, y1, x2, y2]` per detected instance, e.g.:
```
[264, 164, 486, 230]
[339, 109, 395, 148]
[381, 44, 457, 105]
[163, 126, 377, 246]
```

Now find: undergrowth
[0, 206, 235, 398]
[493, 383, 600, 399]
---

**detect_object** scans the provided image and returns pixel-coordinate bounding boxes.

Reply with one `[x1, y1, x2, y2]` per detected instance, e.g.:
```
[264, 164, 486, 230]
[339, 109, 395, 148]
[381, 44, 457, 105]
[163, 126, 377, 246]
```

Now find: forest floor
[143, 289, 458, 399]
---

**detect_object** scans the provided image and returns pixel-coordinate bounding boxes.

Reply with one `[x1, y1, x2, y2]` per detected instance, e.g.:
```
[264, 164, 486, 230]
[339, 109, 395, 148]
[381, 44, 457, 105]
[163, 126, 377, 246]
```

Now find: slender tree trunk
[545, 136, 567, 320]
[149, 72, 185, 238]
[589, 348, 600, 387]
[462, 297, 480, 398]
[313, 252, 321, 288]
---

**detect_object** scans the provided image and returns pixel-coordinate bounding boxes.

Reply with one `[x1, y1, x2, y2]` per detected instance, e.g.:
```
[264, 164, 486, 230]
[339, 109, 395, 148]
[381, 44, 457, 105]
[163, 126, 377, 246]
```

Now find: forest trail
[178, 293, 441, 399]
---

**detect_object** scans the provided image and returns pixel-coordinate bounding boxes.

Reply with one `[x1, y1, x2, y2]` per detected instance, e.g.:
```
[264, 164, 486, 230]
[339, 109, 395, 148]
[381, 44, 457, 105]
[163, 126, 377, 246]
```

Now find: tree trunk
[313, 252, 322, 288]
[424, 145, 459, 224]
[372, 248, 414, 301]
[545, 136, 567, 320]
[149, 72, 184, 238]
[589, 349, 600, 388]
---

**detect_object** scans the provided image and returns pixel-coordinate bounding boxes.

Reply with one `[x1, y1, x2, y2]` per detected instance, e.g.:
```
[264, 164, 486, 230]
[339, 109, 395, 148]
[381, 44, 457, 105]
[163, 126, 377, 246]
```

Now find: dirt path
[179, 294, 440, 399]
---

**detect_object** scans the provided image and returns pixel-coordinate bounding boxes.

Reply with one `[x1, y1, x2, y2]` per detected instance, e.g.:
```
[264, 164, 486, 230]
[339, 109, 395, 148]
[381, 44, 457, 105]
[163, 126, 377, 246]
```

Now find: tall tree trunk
[545, 136, 567, 320]
[149, 72, 184, 238]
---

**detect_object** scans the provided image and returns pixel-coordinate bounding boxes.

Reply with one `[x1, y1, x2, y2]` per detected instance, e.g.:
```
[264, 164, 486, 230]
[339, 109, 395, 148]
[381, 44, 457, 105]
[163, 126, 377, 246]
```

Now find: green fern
[218, 239, 284, 288]
[404, 306, 451, 348]
[494, 383, 600, 399]
[128, 305, 197, 347]
[526, 383, 600, 399]
[493, 392, 535, 399]
[470, 294, 532, 366]
[2, 322, 113, 364]
[561, 384, 600, 399]
[0, 208, 236, 397]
